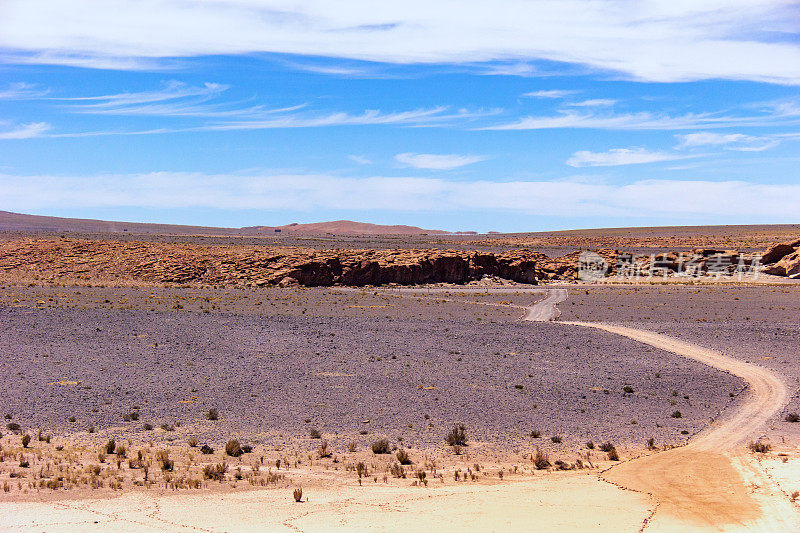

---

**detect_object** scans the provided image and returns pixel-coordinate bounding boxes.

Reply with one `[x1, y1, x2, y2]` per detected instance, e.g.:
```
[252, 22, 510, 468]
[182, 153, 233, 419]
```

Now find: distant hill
[244, 220, 449, 235]
[0, 211, 450, 236]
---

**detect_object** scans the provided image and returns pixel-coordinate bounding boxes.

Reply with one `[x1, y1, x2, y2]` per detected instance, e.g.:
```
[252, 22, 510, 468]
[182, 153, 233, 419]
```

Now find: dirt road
[523, 288, 796, 530]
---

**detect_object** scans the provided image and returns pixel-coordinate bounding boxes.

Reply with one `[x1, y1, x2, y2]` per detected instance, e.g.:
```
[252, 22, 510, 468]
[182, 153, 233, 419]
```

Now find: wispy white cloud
[395, 152, 488, 170]
[0, 82, 49, 99]
[2, 51, 175, 71]
[567, 99, 616, 107]
[1, 1, 798, 84]
[0, 122, 50, 139]
[348, 155, 372, 165]
[675, 132, 780, 151]
[482, 103, 800, 131]
[522, 89, 578, 99]
[2, 171, 799, 220]
[567, 147, 689, 167]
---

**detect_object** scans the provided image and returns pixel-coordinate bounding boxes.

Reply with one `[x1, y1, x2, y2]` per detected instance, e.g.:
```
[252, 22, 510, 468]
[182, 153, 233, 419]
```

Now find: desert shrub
[318, 441, 330, 458]
[143, 423, 153, 431]
[396, 449, 412, 465]
[6, 422, 20, 432]
[791, 491, 799, 501]
[607, 448, 620, 461]
[68, 417, 76, 423]
[389, 462, 404, 478]
[452, 444, 463, 455]
[21, 434, 31, 448]
[206, 408, 219, 421]
[348, 442, 357, 453]
[671, 411, 682, 418]
[203, 463, 228, 481]
[785, 412, 800, 423]
[551, 436, 562, 444]
[187, 436, 199, 447]
[646, 437, 656, 450]
[241, 444, 252, 453]
[356, 462, 368, 478]
[623, 386, 634, 394]
[160, 423, 175, 431]
[598, 442, 615, 453]
[533, 448, 550, 470]
[156, 450, 173, 471]
[371, 438, 391, 454]
[293, 487, 303, 502]
[310, 428, 322, 439]
[200, 444, 214, 454]
[105, 439, 116, 454]
[115, 445, 126, 458]
[129, 411, 140, 421]
[445, 425, 467, 446]
[530, 430, 541, 438]
[586, 441, 595, 449]
[749, 440, 771, 453]
[225, 439, 243, 457]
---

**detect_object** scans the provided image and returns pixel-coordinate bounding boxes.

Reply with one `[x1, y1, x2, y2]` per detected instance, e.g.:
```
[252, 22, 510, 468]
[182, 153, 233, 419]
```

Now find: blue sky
[0, 1, 799, 232]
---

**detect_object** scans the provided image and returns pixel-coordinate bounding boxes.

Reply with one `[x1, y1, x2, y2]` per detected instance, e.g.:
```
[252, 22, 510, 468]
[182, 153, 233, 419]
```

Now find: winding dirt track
[524, 288, 795, 530]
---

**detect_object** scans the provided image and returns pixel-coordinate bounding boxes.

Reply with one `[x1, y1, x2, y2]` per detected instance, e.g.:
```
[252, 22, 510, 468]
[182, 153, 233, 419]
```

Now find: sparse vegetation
[318, 441, 331, 458]
[200, 444, 214, 454]
[21, 434, 31, 448]
[749, 440, 772, 453]
[551, 436, 562, 444]
[206, 408, 219, 420]
[203, 463, 228, 481]
[530, 430, 541, 438]
[623, 385, 634, 394]
[310, 428, 322, 439]
[671, 410, 682, 418]
[586, 441, 595, 449]
[445, 425, 467, 446]
[225, 439, 243, 457]
[293, 487, 303, 502]
[785, 412, 800, 423]
[371, 438, 390, 454]
[396, 449, 412, 465]
[533, 448, 550, 470]
[188, 436, 199, 447]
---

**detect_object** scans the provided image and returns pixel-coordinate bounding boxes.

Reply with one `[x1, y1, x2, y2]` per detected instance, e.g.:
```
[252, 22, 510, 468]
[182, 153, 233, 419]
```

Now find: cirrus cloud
[0, 1, 798, 84]
[394, 152, 488, 170]
[567, 148, 689, 167]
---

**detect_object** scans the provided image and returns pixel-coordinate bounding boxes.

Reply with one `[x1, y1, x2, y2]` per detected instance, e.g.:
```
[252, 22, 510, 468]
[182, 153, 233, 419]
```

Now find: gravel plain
[0, 284, 743, 456]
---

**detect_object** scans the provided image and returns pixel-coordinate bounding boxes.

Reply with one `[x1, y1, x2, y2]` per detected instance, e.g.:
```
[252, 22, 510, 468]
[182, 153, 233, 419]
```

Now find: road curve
[523, 288, 794, 530]
[522, 288, 567, 321]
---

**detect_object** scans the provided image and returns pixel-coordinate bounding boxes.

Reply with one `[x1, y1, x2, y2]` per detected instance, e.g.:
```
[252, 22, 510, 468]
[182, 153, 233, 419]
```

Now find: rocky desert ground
[1, 219, 800, 532]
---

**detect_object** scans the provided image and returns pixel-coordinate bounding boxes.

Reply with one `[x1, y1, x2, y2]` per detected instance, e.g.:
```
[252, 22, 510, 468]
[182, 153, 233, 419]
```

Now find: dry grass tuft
[225, 439, 243, 457]
[371, 438, 390, 454]
[445, 425, 467, 447]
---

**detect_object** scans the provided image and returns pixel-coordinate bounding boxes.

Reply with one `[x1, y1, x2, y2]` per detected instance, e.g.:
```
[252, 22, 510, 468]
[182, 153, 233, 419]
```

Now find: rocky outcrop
[0, 238, 561, 287]
[761, 238, 800, 279]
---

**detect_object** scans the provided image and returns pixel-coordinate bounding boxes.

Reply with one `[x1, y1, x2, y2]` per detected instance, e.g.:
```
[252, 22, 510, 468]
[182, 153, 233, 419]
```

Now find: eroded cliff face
[0, 238, 578, 287]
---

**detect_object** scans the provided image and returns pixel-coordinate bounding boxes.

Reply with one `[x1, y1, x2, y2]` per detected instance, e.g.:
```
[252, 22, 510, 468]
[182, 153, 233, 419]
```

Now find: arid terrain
[1, 216, 799, 531]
